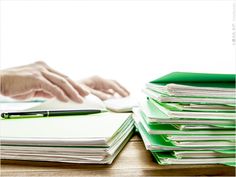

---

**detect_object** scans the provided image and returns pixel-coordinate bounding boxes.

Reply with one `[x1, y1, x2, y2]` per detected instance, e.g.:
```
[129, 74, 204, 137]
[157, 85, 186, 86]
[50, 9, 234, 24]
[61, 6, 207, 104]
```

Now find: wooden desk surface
[1, 133, 235, 176]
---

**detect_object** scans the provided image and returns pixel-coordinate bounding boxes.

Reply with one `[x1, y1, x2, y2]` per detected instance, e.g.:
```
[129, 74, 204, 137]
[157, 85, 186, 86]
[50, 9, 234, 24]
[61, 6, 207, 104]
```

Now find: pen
[1, 109, 104, 119]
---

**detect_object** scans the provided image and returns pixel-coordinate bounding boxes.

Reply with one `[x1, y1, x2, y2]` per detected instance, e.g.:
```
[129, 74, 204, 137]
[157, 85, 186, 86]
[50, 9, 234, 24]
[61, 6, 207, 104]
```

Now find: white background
[0, 0, 235, 94]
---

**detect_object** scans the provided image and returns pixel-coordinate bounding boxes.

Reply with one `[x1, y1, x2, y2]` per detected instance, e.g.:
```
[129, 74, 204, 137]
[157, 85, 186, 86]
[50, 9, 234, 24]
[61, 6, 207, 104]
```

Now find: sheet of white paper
[1, 112, 131, 142]
[0, 102, 42, 112]
[27, 94, 105, 111]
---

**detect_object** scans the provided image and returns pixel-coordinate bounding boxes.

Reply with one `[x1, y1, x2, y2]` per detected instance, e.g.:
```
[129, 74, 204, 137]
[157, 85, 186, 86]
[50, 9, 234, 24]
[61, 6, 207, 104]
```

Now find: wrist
[0, 70, 9, 96]
[0, 70, 5, 95]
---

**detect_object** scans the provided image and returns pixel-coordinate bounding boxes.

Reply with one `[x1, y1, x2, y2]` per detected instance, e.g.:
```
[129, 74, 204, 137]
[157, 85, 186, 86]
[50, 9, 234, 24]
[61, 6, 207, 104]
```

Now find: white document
[133, 108, 236, 135]
[152, 101, 235, 119]
[1, 129, 133, 164]
[146, 83, 235, 98]
[27, 94, 105, 111]
[0, 112, 132, 146]
[158, 157, 235, 165]
[166, 135, 236, 141]
[174, 150, 235, 158]
[143, 88, 236, 105]
[172, 141, 235, 147]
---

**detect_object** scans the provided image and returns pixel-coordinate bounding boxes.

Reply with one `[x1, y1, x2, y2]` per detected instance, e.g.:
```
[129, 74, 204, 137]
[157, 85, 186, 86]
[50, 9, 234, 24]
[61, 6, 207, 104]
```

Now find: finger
[113, 80, 130, 96]
[66, 79, 89, 97]
[106, 81, 129, 97]
[102, 89, 115, 95]
[42, 71, 84, 103]
[90, 89, 111, 100]
[47, 68, 89, 96]
[37, 78, 70, 102]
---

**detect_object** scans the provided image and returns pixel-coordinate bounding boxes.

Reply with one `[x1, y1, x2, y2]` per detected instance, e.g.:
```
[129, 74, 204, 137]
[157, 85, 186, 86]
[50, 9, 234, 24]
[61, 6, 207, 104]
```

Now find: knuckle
[59, 79, 68, 85]
[92, 75, 101, 80]
[52, 86, 64, 95]
[51, 85, 59, 91]
[64, 76, 69, 80]
[49, 85, 63, 97]
[63, 74, 69, 79]
[34, 65, 47, 72]
[34, 78, 45, 89]
[34, 61, 49, 68]
[35, 60, 46, 65]
[40, 70, 48, 76]
[30, 72, 41, 79]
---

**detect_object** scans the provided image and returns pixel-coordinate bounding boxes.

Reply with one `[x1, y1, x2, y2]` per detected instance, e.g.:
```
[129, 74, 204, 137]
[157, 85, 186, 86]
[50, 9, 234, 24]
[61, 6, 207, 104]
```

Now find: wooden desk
[1, 133, 235, 176]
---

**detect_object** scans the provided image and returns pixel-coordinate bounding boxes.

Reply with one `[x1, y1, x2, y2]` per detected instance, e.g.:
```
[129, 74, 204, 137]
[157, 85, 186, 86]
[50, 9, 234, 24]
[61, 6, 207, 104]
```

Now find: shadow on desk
[1, 134, 235, 176]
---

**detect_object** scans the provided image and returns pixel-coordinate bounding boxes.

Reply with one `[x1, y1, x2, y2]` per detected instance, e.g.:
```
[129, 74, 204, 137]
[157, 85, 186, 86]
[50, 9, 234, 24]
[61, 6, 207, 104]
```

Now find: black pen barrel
[48, 110, 101, 116]
[1, 110, 102, 118]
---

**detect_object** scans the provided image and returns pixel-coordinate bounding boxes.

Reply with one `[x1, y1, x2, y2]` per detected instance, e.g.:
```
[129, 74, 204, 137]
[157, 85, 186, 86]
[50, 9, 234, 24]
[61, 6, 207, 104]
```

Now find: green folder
[150, 72, 236, 88]
[173, 150, 236, 158]
[161, 134, 236, 142]
[158, 102, 236, 113]
[138, 72, 236, 167]
[134, 120, 235, 151]
[140, 98, 235, 121]
[144, 72, 236, 104]
[140, 99, 236, 123]
[143, 88, 235, 105]
[148, 98, 236, 120]
[136, 109, 236, 135]
[152, 151, 236, 166]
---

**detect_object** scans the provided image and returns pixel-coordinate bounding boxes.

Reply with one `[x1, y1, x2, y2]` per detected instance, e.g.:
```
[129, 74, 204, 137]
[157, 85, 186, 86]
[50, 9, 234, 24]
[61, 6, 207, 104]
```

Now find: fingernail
[82, 91, 89, 96]
[63, 98, 69, 102]
[59, 98, 68, 102]
[75, 97, 83, 103]
[83, 89, 90, 95]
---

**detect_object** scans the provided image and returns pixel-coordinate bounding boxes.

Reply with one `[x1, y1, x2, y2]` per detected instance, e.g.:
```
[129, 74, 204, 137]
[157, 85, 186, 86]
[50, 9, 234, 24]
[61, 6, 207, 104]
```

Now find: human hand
[80, 75, 129, 100]
[0, 61, 89, 103]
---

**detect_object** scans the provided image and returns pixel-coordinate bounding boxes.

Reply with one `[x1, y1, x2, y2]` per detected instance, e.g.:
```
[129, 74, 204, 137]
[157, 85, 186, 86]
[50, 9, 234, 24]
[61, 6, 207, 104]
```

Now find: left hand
[0, 61, 89, 103]
[80, 76, 129, 100]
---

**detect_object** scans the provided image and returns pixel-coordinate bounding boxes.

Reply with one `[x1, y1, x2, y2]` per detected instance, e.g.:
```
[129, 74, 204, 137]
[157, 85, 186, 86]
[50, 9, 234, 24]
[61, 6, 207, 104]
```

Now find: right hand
[0, 61, 89, 103]
[80, 75, 129, 100]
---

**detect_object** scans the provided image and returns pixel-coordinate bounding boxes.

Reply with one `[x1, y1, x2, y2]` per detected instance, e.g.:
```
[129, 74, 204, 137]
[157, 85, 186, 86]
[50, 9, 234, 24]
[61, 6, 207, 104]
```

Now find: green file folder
[144, 72, 236, 104]
[150, 72, 235, 88]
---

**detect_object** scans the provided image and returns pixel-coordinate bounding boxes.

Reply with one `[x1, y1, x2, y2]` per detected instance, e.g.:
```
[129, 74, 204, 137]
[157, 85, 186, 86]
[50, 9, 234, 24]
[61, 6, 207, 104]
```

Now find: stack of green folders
[133, 72, 236, 166]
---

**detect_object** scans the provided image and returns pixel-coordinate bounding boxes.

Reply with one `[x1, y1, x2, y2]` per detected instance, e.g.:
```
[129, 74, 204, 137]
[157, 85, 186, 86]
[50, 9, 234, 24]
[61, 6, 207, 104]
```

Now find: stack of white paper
[0, 112, 134, 164]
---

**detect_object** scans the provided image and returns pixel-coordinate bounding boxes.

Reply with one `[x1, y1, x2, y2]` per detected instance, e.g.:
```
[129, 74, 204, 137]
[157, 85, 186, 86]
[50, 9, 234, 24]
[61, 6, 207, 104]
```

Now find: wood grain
[1, 134, 235, 176]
